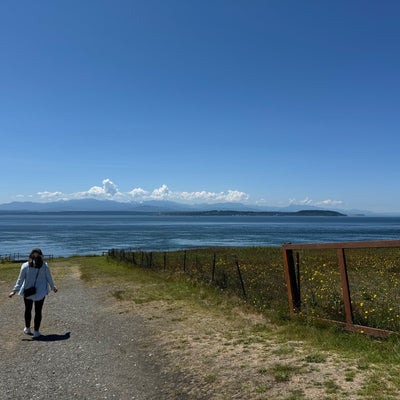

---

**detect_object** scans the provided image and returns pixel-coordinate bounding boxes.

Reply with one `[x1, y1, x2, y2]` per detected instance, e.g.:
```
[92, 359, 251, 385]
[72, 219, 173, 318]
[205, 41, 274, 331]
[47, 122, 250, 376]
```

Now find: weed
[257, 368, 268, 375]
[204, 374, 217, 384]
[255, 384, 268, 393]
[111, 290, 126, 300]
[357, 371, 398, 399]
[324, 379, 340, 394]
[345, 370, 356, 382]
[272, 345, 295, 356]
[284, 389, 306, 400]
[269, 363, 297, 382]
[304, 352, 327, 363]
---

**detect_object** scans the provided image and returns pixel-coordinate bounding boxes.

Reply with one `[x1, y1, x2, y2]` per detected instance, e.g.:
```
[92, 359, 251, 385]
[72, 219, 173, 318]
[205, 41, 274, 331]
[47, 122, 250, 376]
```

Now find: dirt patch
[105, 288, 373, 399]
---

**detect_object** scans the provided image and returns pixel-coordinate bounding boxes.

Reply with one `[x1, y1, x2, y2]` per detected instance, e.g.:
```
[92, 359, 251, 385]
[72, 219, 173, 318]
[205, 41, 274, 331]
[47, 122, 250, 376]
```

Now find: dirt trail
[2, 263, 395, 400]
[0, 266, 188, 400]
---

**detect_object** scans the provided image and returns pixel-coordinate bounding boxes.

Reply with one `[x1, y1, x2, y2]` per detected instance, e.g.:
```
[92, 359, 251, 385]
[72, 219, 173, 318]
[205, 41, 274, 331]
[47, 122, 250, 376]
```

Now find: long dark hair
[29, 248, 44, 268]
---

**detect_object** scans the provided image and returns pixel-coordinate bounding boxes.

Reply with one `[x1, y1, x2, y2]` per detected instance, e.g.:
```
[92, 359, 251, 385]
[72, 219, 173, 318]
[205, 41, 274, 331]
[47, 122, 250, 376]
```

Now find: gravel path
[4, 262, 392, 399]
[1, 269, 187, 400]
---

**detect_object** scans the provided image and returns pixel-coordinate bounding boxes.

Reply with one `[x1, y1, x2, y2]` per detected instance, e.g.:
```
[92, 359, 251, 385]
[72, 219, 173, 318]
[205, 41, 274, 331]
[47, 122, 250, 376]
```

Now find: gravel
[1, 272, 192, 400]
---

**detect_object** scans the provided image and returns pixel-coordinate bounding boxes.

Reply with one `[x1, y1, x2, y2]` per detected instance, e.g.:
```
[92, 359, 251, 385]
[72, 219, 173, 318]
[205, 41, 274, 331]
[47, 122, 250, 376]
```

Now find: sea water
[1, 213, 400, 257]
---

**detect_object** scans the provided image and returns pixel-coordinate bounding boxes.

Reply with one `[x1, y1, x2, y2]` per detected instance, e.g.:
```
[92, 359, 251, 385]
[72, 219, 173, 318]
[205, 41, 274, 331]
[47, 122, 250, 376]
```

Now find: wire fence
[108, 243, 400, 337]
[0, 253, 54, 263]
[107, 247, 287, 315]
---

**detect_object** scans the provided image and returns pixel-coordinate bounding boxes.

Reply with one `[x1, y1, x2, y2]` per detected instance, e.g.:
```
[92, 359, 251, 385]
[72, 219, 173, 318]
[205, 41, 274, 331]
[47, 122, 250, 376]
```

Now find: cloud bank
[36, 179, 250, 204]
[289, 197, 344, 207]
[30, 179, 343, 209]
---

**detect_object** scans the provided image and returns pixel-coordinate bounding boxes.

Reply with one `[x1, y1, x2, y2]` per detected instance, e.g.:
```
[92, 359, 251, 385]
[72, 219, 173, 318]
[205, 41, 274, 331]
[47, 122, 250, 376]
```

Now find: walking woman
[8, 248, 58, 338]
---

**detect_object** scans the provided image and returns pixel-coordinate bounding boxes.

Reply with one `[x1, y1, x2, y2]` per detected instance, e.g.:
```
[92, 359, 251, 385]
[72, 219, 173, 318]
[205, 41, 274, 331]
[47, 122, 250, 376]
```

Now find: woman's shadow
[23, 332, 71, 342]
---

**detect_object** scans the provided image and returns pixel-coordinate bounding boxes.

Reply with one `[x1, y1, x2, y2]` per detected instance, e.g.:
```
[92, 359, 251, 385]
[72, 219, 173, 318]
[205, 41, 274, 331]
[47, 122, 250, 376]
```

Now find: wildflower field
[108, 245, 400, 333]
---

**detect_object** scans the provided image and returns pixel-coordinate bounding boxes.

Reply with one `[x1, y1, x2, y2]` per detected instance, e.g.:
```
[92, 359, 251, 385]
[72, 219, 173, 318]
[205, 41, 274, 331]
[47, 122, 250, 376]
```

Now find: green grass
[304, 352, 327, 363]
[283, 390, 306, 400]
[269, 363, 298, 382]
[356, 370, 399, 399]
[73, 252, 400, 365]
[107, 245, 400, 333]
[344, 369, 356, 382]
[100, 250, 400, 398]
[324, 379, 340, 394]
[0, 261, 23, 281]
[77, 254, 245, 320]
[69, 257, 400, 400]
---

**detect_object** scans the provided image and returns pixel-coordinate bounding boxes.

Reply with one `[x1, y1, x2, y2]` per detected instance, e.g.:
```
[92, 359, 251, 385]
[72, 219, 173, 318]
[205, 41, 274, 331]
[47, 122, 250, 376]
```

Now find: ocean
[1, 212, 400, 258]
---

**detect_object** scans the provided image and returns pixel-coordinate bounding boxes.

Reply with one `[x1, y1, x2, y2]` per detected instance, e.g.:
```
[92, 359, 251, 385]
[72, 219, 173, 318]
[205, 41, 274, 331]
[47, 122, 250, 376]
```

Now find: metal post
[211, 253, 216, 282]
[282, 248, 301, 312]
[337, 248, 353, 325]
[235, 257, 247, 299]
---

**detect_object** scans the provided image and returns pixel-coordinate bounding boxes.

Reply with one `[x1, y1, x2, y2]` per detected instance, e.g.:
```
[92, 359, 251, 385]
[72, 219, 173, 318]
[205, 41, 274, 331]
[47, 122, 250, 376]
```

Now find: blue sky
[1, 1, 400, 212]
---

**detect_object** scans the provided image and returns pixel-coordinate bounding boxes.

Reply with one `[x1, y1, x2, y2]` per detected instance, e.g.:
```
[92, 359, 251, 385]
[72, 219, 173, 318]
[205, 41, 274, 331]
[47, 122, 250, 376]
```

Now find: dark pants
[24, 298, 45, 331]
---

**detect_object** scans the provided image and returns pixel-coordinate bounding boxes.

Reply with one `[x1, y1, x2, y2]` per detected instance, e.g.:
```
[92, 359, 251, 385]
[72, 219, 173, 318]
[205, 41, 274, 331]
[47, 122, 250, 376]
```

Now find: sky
[1, 1, 400, 213]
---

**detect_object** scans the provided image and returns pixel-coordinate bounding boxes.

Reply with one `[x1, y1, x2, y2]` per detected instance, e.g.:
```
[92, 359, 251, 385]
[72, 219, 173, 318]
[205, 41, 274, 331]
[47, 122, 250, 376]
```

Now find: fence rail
[0, 253, 54, 262]
[282, 239, 400, 338]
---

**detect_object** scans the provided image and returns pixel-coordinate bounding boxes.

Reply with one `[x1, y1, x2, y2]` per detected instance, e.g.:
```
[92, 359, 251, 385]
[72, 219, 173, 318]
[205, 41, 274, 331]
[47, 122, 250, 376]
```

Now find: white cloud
[103, 178, 118, 195]
[30, 180, 251, 204]
[225, 190, 249, 202]
[86, 186, 104, 196]
[178, 190, 222, 202]
[128, 187, 149, 199]
[85, 179, 119, 197]
[290, 197, 343, 208]
[151, 184, 171, 199]
[35, 179, 121, 201]
[38, 191, 66, 200]
[192, 189, 248, 203]
[289, 197, 313, 205]
[22, 179, 343, 209]
[142, 185, 249, 203]
[315, 199, 343, 207]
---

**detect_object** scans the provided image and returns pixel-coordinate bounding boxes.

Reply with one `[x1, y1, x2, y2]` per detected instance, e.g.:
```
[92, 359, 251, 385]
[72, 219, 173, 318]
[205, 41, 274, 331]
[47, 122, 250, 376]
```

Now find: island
[162, 210, 346, 217]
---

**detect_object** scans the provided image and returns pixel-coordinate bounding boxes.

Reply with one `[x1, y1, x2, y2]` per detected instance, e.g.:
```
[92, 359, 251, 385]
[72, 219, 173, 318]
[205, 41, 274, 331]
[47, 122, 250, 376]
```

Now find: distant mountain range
[0, 198, 349, 216]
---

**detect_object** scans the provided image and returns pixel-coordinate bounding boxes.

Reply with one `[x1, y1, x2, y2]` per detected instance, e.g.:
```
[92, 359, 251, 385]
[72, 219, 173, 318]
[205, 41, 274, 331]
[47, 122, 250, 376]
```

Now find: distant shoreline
[0, 209, 347, 217]
[163, 210, 347, 217]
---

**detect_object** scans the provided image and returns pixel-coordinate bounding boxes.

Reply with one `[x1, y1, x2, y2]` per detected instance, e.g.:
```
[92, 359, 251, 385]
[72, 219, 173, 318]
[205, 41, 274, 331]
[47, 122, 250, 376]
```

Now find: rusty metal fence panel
[282, 240, 400, 338]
